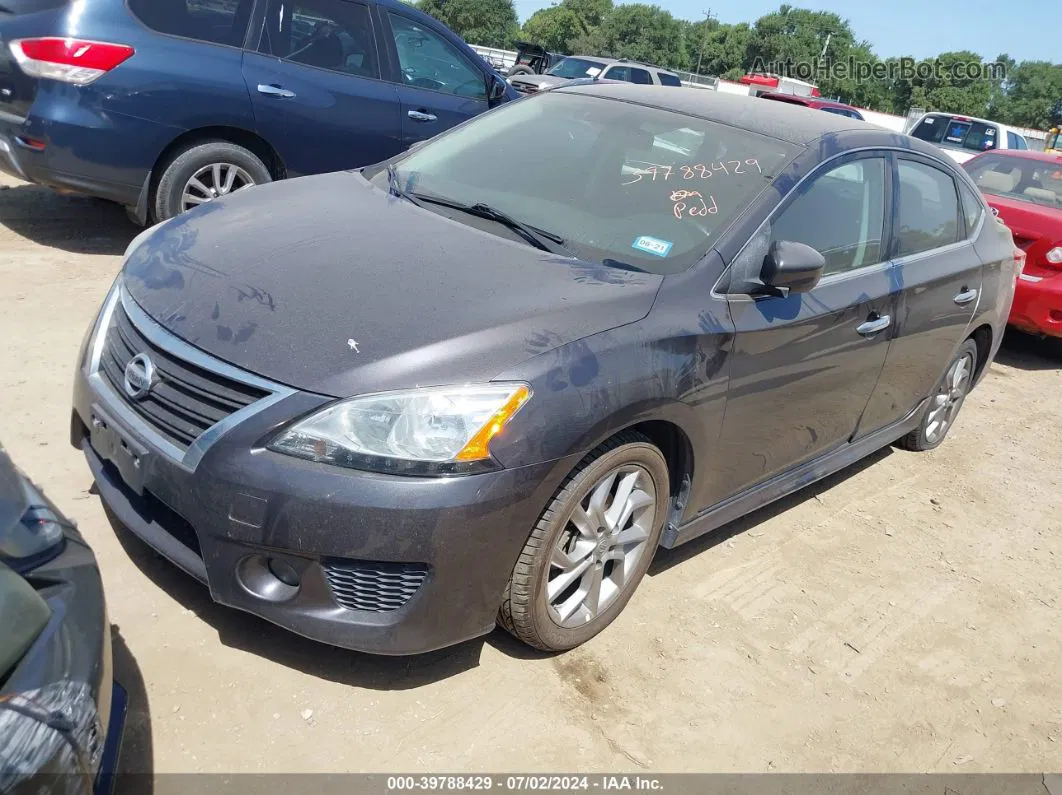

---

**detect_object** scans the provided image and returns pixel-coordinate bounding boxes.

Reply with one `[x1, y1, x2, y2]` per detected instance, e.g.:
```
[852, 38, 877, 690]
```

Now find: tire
[507, 65, 534, 76]
[153, 140, 272, 222]
[499, 431, 669, 652]
[897, 338, 979, 452]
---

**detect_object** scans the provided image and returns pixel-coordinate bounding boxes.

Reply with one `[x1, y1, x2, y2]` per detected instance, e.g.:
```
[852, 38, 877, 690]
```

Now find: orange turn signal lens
[455, 385, 531, 461]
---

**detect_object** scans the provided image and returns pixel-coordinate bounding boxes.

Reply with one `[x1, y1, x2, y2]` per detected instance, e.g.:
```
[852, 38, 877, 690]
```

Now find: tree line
[413, 0, 1062, 129]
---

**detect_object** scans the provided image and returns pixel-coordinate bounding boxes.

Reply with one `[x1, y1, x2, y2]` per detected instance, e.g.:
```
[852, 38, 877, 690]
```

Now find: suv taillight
[9, 38, 134, 86]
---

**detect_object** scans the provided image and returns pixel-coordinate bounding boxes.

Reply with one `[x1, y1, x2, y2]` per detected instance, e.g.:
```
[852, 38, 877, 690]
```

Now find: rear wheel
[153, 140, 271, 221]
[499, 432, 669, 652]
[898, 338, 978, 452]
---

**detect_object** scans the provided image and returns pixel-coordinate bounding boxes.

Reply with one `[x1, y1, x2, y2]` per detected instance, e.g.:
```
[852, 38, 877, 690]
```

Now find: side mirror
[488, 75, 506, 103]
[759, 240, 825, 296]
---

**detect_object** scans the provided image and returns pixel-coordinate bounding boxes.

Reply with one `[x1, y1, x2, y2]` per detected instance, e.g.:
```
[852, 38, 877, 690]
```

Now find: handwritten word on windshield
[624, 160, 762, 186]
[669, 189, 718, 220]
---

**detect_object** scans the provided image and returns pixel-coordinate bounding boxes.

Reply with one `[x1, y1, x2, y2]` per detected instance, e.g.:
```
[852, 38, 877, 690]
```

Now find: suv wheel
[154, 140, 271, 221]
[898, 338, 978, 452]
[499, 431, 668, 652]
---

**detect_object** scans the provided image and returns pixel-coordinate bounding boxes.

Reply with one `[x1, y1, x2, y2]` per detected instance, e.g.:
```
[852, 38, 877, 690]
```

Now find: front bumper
[1009, 271, 1062, 338]
[72, 292, 573, 656]
[0, 520, 126, 794]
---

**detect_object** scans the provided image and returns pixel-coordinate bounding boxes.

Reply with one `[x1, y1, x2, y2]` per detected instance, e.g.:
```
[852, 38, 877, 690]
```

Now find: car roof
[565, 55, 674, 73]
[760, 93, 858, 111]
[967, 149, 1062, 164]
[556, 82, 904, 147]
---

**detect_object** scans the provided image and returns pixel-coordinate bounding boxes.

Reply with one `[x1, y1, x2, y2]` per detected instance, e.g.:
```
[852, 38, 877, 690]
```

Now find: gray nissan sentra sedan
[71, 84, 1017, 655]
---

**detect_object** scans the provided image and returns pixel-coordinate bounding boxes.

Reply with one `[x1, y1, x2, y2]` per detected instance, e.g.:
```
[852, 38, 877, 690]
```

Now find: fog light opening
[235, 555, 301, 603]
[267, 557, 300, 587]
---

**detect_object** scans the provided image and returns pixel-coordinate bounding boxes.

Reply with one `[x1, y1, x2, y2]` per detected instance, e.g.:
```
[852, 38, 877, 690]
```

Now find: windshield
[912, 114, 999, 153]
[546, 58, 607, 79]
[379, 91, 798, 274]
[964, 153, 1062, 210]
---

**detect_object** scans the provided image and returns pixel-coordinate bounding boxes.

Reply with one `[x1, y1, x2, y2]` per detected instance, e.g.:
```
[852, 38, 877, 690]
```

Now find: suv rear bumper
[0, 98, 169, 206]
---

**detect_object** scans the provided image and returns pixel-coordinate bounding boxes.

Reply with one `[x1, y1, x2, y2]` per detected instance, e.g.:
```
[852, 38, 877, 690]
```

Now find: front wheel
[154, 140, 272, 222]
[898, 338, 979, 452]
[499, 432, 669, 652]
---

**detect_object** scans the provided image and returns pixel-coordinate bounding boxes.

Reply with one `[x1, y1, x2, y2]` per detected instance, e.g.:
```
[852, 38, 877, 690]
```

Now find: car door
[700, 154, 895, 506]
[378, 10, 491, 148]
[241, 0, 402, 178]
[857, 155, 982, 435]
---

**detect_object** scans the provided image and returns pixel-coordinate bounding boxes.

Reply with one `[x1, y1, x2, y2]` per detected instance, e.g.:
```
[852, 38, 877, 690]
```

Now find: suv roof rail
[616, 57, 673, 72]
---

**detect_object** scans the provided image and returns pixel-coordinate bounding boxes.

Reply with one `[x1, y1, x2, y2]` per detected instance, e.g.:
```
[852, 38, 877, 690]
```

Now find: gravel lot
[2, 171, 1061, 779]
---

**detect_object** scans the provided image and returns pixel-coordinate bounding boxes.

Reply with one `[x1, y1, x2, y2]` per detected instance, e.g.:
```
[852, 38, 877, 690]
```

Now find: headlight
[269, 384, 531, 475]
[0, 480, 66, 567]
[1046, 246, 1062, 265]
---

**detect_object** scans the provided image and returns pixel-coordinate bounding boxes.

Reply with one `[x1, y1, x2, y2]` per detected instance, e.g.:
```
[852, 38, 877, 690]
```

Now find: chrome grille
[323, 560, 429, 613]
[98, 303, 269, 449]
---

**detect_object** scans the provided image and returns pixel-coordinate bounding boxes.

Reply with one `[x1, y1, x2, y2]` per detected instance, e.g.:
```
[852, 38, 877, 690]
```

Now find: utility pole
[695, 9, 713, 77]
[820, 32, 831, 59]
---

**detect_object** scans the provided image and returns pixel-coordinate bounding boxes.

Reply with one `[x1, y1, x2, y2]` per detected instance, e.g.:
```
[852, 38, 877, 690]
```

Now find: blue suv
[0, 0, 515, 222]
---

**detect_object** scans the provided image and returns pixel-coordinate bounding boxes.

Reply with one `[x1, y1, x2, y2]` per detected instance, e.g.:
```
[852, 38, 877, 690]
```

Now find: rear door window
[629, 67, 652, 85]
[129, 0, 253, 46]
[259, 0, 379, 78]
[894, 159, 961, 257]
[657, 72, 682, 87]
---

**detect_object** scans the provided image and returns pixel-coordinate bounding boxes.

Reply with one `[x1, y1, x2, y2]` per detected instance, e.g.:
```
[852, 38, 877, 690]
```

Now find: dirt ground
[2, 170, 1061, 777]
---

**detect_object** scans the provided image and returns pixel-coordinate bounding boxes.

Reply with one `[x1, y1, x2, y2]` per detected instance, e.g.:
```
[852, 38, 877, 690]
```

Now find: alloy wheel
[924, 351, 975, 444]
[545, 464, 657, 628]
[181, 163, 255, 212]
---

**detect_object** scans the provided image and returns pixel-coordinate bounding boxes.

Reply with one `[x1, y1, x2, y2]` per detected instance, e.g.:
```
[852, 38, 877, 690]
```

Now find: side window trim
[889, 153, 967, 261]
[380, 9, 488, 97]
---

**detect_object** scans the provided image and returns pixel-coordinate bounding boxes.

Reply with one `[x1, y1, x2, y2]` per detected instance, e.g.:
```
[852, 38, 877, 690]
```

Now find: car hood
[121, 171, 663, 397]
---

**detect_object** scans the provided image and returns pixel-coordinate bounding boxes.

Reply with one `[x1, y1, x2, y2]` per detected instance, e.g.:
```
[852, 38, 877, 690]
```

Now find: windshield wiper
[413, 194, 571, 255]
[386, 163, 423, 207]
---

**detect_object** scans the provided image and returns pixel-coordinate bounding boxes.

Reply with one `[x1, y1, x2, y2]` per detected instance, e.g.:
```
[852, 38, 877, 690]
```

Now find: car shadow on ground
[103, 508, 491, 689]
[0, 183, 139, 256]
[649, 446, 893, 576]
[111, 624, 154, 795]
[993, 329, 1062, 371]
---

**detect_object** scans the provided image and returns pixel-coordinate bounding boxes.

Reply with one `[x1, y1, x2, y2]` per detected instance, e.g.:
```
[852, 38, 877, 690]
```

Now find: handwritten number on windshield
[624, 159, 762, 185]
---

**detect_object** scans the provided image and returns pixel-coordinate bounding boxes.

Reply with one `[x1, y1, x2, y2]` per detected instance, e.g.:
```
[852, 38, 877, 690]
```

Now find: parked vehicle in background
[909, 112, 1029, 164]
[759, 92, 865, 120]
[0, 442, 125, 794]
[508, 56, 682, 95]
[73, 85, 1014, 655]
[1044, 127, 1061, 155]
[506, 41, 564, 77]
[965, 150, 1062, 338]
[0, 0, 514, 223]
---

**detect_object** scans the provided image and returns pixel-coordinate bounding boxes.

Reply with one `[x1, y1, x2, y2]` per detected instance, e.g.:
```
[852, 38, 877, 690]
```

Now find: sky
[512, 0, 1051, 63]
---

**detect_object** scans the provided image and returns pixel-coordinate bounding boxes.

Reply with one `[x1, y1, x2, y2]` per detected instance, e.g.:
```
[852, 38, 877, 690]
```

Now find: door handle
[953, 288, 978, 305]
[856, 314, 891, 336]
[407, 109, 437, 122]
[257, 84, 296, 99]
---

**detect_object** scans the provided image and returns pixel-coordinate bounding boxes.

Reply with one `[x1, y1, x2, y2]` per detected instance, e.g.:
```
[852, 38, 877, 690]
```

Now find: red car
[964, 150, 1062, 337]
[758, 92, 865, 121]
